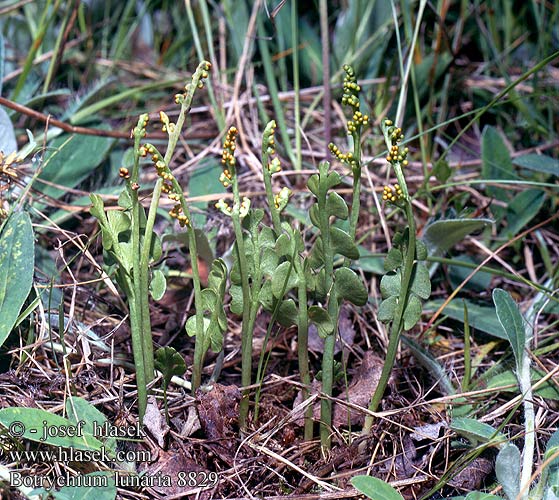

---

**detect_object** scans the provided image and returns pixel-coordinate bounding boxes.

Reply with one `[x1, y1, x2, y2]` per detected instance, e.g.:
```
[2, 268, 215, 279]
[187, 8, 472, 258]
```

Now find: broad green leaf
[298, 19, 323, 85]
[309, 204, 320, 228]
[271, 261, 298, 298]
[410, 263, 431, 300]
[207, 258, 228, 294]
[0, 107, 16, 154]
[513, 153, 559, 176]
[307, 238, 324, 268]
[449, 255, 492, 292]
[378, 295, 397, 323]
[334, 267, 368, 306]
[505, 189, 545, 237]
[258, 280, 273, 311]
[307, 174, 319, 196]
[91, 201, 132, 268]
[155, 346, 187, 386]
[357, 250, 384, 274]
[198, 259, 227, 351]
[384, 248, 403, 272]
[432, 158, 451, 183]
[201, 288, 218, 314]
[308, 306, 334, 338]
[331, 227, 359, 260]
[32, 472, 116, 500]
[0, 408, 105, 452]
[312, 268, 328, 302]
[493, 288, 531, 371]
[544, 478, 559, 499]
[545, 428, 559, 467]
[350, 475, 404, 500]
[326, 192, 349, 219]
[116, 241, 133, 273]
[414, 52, 453, 102]
[39, 132, 114, 199]
[89, 194, 106, 222]
[243, 208, 265, 233]
[481, 126, 514, 201]
[221, 0, 249, 61]
[276, 299, 298, 327]
[229, 284, 243, 315]
[65, 397, 117, 455]
[185, 315, 210, 338]
[486, 370, 559, 400]
[188, 159, 225, 228]
[403, 294, 422, 330]
[0, 212, 34, 347]
[425, 298, 505, 339]
[380, 271, 401, 298]
[421, 218, 493, 257]
[149, 269, 166, 300]
[464, 493, 501, 500]
[495, 443, 520, 500]
[415, 240, 428, 261]
[150, 232, 162, 263]
[326, 170, 342, 190]
[392, 231, 404, 247]
[331, 0, 391, 78]
[117, 188, 133, 210]
[275, 232, 295, 257]
[451, 417, 506, 447]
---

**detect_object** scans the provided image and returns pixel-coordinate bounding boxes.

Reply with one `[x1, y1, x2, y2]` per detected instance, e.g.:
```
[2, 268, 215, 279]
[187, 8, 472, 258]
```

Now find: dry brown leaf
[143, 396, 170, 448]
[293, 351, 383, 427]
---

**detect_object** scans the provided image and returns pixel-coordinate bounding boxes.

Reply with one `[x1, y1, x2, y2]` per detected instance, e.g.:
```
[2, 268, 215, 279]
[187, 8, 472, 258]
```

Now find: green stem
[130, 121, 150, 420]
[316, 161, 338, 450]
[363, 201, 416, 434]
[188, 223, 204, 392]
[261, 154, 282, 235]
[138, 180, 160, 383]
[232, 179, 252, 431]
[137, 64, 209, 392]
[363, 119, 416, 433]
[519, 347, 535, 499]
[462, 302, 471, 392]
[245, 235, 265, 415]
[296, 260, 313, 441]
[121, 274, 148, 419]
[348, 131, 362, 242]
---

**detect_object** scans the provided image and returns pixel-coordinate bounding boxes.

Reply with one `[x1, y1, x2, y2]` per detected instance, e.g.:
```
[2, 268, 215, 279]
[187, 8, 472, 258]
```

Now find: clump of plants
[362, 117, 431, 434]
[90, 61, 228, 420]
[88, 63, 401, 454]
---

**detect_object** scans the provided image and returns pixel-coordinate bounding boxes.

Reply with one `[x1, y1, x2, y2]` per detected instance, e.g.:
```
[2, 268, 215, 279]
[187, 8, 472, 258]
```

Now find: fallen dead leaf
[410, 422, 446, 441]
[140, 448, 215, 499]
[448, 457, 493, 491]
[143, 396, 170, 448]
[197, 383, 241, 461]
[293, 351, 383, 427]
